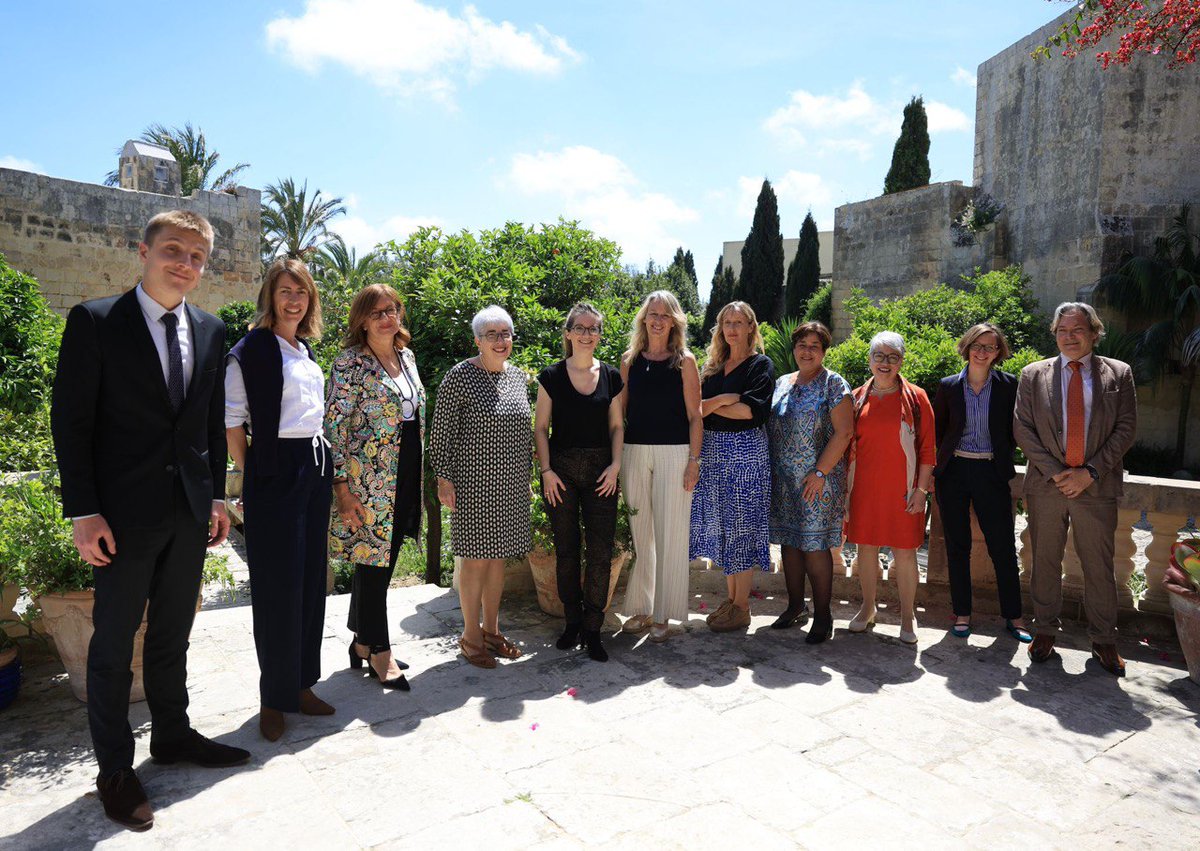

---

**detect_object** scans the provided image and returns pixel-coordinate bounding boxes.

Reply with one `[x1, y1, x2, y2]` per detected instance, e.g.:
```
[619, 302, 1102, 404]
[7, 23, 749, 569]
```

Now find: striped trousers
[621, 443, 694, 624]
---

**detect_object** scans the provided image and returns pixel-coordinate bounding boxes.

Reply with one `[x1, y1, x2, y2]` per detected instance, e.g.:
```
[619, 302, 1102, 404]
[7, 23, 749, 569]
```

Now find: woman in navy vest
[226, 258, 334, 741]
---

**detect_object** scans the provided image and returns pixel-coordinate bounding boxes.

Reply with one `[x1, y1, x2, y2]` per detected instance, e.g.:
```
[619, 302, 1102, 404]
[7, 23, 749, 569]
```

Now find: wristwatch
[1085, 464, 1099, 482]
[814, 469, 825, 479]
[688, 455, 701, 466]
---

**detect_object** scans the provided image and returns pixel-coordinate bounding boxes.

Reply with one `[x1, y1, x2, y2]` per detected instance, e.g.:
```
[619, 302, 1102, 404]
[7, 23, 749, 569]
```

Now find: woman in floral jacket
[326, 284, 425, 691]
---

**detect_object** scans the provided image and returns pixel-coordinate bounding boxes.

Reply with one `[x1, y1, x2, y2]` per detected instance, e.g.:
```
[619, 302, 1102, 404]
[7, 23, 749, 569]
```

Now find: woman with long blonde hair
[691, 302, 775, 632]
[618, 291, 703, 642]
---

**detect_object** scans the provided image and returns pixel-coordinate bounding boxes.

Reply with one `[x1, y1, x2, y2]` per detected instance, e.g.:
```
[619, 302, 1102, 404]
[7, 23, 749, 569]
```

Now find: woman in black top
[535, 303, 624, 661]
[691, 301, 775, 632]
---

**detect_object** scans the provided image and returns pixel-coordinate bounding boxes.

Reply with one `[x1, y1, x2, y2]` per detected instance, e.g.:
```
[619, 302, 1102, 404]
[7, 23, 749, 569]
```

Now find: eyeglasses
[871, 352, 902, 365]
[794, 343, 824, 353]
[570, 325, 601, 337]
[482, 330, 515, 343]
[368, 307, 399, 321]
[968, 343, 999, 354]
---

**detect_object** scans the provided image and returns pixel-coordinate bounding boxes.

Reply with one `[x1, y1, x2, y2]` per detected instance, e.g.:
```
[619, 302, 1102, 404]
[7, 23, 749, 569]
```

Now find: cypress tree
[738, 179, 785, 323]
[703, 257, 727, 336]
[784, 212, 821, 319]
[883, 96, 931, 195]
[683, 250, 698, 290]
[667, 247, 701, 314]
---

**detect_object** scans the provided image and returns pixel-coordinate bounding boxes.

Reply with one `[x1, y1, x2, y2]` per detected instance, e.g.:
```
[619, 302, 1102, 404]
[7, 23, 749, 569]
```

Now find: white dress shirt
[224, 334, 326, 437]
[135, 283, 194, 389]
[1059, 352, 1094, 439]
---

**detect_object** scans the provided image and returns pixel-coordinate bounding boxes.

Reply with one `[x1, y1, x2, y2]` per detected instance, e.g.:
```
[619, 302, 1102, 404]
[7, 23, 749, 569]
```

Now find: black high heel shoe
[367, 645, 411, 691]
[556, 623, 582, 651]
[805, 618, 834, 645]
[348, 640, 366, 670]
[770, 604, 810, 630]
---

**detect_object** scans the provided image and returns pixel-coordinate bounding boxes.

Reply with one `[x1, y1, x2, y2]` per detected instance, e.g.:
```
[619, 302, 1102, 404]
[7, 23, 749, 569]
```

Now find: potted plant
[0, 612, 46, 711]
[1166, 539, 1200, 685]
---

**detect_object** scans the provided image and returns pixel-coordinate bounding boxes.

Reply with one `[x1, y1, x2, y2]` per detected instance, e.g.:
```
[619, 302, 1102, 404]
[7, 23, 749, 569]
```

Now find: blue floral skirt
[689, 428, 772, 575]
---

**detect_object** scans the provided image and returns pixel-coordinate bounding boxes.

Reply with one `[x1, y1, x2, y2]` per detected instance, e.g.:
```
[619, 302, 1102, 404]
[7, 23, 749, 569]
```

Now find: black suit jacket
[51, 287, 227, 528]
[932, 369, 1018, 481]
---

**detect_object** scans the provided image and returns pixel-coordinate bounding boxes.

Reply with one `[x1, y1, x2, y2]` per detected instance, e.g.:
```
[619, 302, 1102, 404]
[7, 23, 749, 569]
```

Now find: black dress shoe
[150, 729, 251, 767]
[96, 768, 154, 831]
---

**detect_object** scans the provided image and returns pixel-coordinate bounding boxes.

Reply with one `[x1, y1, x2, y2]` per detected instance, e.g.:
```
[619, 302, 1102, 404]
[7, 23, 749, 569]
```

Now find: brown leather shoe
[96, 768, 154, 831]
[150, 728, 252, 766]
[1091, 643, 1126, 677]
[259, 708, 286, 742]
[1028, 633, 1057, 663]
[711, 603, 752, 633]
[299, 688, 335, 716]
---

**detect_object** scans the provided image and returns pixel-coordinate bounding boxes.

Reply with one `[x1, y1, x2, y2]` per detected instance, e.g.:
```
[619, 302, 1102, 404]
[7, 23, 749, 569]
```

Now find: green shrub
[217, 300, 256, 356]
[1, 478, 91, 598]
[0, 404, 55, 473]
[802, 282, 832, 327]
[0, 253, 62, 416]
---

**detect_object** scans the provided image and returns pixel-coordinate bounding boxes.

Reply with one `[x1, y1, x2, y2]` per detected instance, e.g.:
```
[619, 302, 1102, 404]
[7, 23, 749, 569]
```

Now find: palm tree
[315, 234, 389, 292]
[1098, 203, 1200, 469]
[104, 123, 249, 195]
[260, 178, 346, 265]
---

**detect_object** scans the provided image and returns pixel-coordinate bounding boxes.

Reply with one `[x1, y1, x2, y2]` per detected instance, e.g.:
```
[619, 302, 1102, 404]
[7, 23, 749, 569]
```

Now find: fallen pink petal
[698, 602, 709, 611]
[530, 722, 540, 731]
[566, 687, 578, 697]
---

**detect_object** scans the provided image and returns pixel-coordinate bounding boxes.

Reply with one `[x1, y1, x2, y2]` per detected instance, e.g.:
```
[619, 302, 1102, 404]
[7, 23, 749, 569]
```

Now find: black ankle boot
[805, 616, 834, 645]
[583, 630, 608, 662]
[556, 623, 582, 650]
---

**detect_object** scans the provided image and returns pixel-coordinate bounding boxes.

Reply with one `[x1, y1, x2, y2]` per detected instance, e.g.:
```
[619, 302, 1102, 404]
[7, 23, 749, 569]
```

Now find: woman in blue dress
[767, 321, 854, 643]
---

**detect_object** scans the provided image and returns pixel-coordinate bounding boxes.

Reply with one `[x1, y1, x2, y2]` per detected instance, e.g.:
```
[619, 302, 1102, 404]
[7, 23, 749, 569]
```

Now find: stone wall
[0, 167, 260, 315]
[830, 182, 997, 338]
[973, 8, 1200, 308]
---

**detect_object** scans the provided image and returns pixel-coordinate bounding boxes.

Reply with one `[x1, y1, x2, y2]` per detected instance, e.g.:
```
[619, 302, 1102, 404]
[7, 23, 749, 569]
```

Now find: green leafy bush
[217, 300, 256, 356]
[0, 405, 55, 473]
[1, 478, 91, 598]
[803, 282, 832, 327]
[0, 253, 62, 416]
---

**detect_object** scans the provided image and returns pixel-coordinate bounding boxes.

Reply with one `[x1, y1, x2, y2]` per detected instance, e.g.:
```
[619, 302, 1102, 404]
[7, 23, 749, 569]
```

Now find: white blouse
[224, 335, 326, 438]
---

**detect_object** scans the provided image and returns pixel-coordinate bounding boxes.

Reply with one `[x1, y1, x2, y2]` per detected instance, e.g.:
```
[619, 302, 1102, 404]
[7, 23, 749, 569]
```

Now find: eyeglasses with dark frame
[569, 325, 602, 337]
[968, 343, 999, 354]
[368, 307, 400, 322]
[482, 330, 515, 343]
[870, 352, 902, 365]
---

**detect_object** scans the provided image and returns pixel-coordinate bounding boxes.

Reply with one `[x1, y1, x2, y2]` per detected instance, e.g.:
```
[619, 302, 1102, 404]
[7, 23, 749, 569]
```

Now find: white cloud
[334, 212, 446, 254]
[737, 172, 836, 230]
[503, 146, 698, 264]
[763, 83, 972, 157]
[924, 100, 972, 133]
[951, 65, 977, 88]
[265, 0, 579, 102]
[0, 155, 43, 173]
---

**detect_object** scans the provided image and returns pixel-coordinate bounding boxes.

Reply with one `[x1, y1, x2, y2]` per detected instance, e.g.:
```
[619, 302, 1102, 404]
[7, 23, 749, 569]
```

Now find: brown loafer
[1091, 643, 1126, 677]
[710, 603, 751, 633]
[1028, 633, 1057, 663]
[96, 768, 154, 831]
[299, 688, 335, 716]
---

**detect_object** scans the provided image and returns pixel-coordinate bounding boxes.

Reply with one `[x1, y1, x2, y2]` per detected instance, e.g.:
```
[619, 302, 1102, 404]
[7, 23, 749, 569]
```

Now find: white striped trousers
[620, 443, 694, 624]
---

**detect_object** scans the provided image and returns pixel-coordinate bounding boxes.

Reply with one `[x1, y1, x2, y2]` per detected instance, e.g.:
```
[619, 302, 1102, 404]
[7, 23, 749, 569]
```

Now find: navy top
[538, 360, 624, 450]
[701, 353, 775, 432]
[625, 354, 690, 445]
[228, 327, 316, 476]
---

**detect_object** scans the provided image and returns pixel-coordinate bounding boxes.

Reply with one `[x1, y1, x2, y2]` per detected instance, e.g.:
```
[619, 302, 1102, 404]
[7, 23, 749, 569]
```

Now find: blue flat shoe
[951, 618, 971, 638]
[1006, 620, 1033, 643]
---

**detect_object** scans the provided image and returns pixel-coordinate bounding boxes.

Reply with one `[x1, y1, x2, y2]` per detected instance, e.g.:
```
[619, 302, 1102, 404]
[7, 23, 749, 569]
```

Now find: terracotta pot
[528, 548, 629, 618]
[1166, 571, 1200, 685]
[37, 591, 150, 704]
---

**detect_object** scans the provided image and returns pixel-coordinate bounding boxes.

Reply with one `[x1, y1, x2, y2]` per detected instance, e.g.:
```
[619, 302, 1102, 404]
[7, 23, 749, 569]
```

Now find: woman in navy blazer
[932, 323, 1031, 642]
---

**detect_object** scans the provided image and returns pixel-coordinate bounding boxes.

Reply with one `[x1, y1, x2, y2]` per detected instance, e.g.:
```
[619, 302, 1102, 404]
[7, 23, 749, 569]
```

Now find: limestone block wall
[830, 182, 995, 339]
[0, 167, 261, 316]
[973, 7, 1200, 309]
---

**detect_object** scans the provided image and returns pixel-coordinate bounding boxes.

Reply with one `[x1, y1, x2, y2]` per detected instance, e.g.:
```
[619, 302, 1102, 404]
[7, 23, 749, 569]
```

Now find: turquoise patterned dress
[768, 368, 851, 551]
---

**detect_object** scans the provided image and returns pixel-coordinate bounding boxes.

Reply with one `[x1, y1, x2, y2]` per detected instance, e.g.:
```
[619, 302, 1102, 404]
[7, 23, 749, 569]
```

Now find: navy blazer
[51, 287, 227, 528]
[932, 368, 1018, 481]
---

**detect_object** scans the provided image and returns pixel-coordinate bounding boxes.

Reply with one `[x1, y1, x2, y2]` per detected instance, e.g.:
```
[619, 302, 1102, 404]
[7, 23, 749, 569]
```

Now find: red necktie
[1065, 360, 1084, 467]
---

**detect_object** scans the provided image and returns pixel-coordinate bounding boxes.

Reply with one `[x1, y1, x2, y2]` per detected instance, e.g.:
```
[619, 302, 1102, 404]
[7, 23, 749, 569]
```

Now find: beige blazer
[1012, 355, 1137, 498]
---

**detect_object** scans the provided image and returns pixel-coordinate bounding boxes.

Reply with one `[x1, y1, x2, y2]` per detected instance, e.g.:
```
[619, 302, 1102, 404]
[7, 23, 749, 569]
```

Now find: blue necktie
[161, 312, 186, 412]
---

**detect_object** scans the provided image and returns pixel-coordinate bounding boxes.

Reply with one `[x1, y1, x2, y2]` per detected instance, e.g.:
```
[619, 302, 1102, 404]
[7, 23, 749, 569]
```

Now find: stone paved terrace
[2, 575, 1199, 849]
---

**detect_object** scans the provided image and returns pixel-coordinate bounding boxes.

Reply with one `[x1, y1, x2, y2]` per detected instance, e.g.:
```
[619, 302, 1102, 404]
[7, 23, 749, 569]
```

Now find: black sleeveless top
[625, 353, 689, 445]
[537, 360, 623, 450]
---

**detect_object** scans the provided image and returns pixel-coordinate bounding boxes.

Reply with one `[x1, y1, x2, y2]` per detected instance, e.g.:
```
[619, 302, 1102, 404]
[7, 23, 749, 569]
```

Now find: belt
[953, 449, 994, 460]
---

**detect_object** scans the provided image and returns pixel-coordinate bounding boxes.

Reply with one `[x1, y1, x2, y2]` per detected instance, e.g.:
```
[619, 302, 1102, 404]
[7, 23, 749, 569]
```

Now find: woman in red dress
[844, 331, 935, 645]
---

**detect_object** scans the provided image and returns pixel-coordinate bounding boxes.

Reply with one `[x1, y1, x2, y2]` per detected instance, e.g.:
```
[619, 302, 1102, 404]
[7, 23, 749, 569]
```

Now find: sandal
[482, 630, 522, 659]
[458, 636, 497, 669]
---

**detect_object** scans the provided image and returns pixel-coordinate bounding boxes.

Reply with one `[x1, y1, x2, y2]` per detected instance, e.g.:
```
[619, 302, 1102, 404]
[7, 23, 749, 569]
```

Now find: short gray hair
[869, 330, 906, 356]
[471, 305, 514, 337]
[1051, 302, 1105, 339]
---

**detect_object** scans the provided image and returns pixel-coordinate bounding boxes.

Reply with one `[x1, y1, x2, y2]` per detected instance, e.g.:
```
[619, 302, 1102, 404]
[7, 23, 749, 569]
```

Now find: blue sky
[1, 1, 1067, 297]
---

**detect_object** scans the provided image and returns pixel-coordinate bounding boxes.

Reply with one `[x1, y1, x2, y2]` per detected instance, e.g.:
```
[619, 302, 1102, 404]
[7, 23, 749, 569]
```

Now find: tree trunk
[1176, 364, 1195, 471]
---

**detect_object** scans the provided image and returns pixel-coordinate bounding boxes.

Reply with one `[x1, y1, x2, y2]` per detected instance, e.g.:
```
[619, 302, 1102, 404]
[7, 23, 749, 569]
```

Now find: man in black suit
[51, 210, 250, 831]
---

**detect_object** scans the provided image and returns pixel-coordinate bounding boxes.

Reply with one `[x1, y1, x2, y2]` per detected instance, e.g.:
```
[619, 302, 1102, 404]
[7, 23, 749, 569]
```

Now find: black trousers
[545, 447, 618, 632]
[244, 438, 333, 712]
[934, 456, 1022, 619]
[88, 481, 207, 778]
[348, 420, 422, 648]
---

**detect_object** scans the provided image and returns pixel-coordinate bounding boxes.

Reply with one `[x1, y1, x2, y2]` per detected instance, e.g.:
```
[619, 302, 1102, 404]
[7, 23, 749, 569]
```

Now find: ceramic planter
[37, 591, 149, 704]
[528, 548, 629, 618]
[1168, 585, 1200, 685]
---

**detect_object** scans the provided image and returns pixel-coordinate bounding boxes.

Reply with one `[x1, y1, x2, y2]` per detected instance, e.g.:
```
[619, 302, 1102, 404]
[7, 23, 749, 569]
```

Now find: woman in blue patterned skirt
[767, 321, 854, 643]
[690, 301, 775, 632]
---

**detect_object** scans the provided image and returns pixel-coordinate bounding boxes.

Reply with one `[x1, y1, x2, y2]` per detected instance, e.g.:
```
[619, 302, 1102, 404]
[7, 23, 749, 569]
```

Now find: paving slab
[2, 582, 1199, 850]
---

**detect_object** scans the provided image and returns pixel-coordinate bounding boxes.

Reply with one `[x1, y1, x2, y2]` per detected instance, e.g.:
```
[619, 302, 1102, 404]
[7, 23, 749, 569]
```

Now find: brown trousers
[1026, 488, 1119, 642]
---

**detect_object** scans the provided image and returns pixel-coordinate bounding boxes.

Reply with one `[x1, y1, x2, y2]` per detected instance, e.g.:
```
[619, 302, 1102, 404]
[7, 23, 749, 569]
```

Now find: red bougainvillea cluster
[1055, 1, 1200, 68]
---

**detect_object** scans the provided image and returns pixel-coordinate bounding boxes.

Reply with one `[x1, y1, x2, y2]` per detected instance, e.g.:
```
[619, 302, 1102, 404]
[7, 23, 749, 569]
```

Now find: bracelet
[687, 455, 701, 465]
[914, 486, 928, 496]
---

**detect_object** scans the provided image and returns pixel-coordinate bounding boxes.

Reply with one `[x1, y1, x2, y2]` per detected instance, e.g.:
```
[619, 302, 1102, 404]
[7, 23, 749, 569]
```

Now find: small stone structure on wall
[0, 145, 260, 316]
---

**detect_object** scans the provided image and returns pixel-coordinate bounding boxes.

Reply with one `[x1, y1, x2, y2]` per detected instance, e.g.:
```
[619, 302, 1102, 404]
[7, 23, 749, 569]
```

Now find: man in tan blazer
[1013, 302, 1137, 676]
